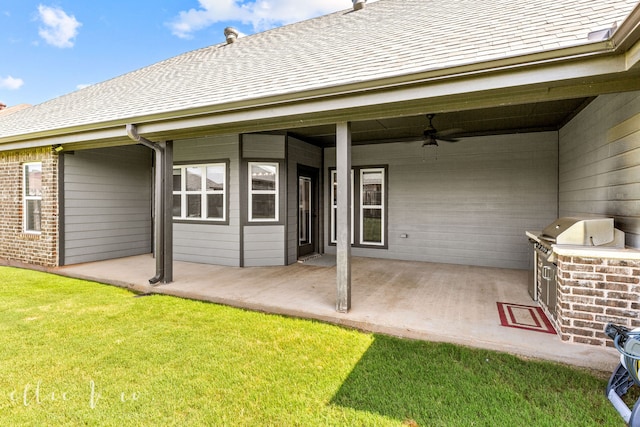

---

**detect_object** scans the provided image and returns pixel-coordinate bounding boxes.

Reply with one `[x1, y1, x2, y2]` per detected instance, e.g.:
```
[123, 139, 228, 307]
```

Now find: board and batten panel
[244, 225, 285, 266]
[173, 135, 241, 266]
[324, 132, 558, 269]
[287, 137, 323, 264]
[559, 91, 640, 248]
[63, 145, 152, 264]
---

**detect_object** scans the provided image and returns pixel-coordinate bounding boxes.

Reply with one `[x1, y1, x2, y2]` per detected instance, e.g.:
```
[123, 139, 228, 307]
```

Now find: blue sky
[0, 0, 359, 107]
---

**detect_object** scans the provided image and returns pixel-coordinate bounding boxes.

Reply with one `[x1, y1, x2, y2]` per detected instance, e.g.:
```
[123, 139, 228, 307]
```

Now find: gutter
[126, 123, 165, 285]
[612, 1, 640, 53]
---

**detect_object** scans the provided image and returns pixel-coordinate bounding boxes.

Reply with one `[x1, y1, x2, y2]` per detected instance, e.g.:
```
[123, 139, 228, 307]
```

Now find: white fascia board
[136, 52, 632, 137]
[0, 127, 130, 151]
[626, 38, 640, 70]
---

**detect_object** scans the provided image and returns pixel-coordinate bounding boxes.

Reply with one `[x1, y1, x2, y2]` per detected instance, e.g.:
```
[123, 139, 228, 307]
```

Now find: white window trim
[359, 168, 385, 246]
[248, 162, 279, 222]
[173, 163, 226, 221]
[23, 162, 42, 235]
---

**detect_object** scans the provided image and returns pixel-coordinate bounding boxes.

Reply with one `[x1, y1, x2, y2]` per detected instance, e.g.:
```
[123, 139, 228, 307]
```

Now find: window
[173, 163, 226, 221]
[330, 166, 386, 247]
[23, 162, 42, 233]
[360, 168, 384, 245]
[249, 162, 279, 221]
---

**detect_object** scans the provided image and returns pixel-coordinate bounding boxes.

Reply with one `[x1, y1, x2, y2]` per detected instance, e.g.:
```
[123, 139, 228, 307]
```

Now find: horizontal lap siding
[325, 132, 558, 269]
[559, 91, 640, 248]
[173, 135, 241, 266]
[243, 134, 285, 159]
[244, 226, 285, 266]
[63, 146, 152, 264]
[174, 223, 239, 266]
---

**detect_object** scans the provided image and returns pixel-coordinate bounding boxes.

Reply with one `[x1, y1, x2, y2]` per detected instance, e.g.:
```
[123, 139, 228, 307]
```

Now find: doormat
[496, 302, 556, 334]
[298, 254, 336, 267]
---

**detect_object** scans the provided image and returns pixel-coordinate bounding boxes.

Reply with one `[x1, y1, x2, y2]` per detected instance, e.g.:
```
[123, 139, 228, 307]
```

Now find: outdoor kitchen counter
[526, 230, 640, 346]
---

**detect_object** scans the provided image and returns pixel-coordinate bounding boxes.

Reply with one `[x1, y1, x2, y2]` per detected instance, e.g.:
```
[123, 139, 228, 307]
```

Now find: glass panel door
[297, 167, 318, 258]
[299, 176, 311, 245]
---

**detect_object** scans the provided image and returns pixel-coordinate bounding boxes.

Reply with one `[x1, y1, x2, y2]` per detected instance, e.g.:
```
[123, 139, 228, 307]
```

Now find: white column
[336, 122, 352, 312]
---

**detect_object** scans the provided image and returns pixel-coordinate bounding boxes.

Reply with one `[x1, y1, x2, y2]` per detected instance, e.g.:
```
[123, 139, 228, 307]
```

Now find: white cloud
[168, 0, 366, 39]
[76, 83, 92, 90]
[0, 75, 24, 90]
[37, 5, 82, 48]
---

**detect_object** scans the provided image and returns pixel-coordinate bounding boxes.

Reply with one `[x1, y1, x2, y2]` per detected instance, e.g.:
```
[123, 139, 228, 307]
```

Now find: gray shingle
[1, 0, 638, 140]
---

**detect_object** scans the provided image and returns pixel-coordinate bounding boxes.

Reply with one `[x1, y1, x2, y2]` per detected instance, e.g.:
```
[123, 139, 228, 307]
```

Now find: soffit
[287, 98, 594, 147]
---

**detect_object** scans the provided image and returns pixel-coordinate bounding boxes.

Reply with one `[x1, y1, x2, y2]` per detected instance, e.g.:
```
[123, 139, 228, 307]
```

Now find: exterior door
[297, 167, 318, 257]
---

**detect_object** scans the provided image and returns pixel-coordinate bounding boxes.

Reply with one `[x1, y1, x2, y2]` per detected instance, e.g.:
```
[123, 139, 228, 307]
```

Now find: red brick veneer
[0, 148, 58, 267]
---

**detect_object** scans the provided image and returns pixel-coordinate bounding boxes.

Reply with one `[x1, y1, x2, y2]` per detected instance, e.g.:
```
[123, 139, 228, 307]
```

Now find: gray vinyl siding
[559, 91, 640, 248]
[243, 134, 285, 159]
[287, 137, 323, 264]
[173, 135, 241, 266]
[173, 222, 239, 266]
[63, 145, 152, 265]
[325, 132, 558, 269]
[244, 225, 285, 266]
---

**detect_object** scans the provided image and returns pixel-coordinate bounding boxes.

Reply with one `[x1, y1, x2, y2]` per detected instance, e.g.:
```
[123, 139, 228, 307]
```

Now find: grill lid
[540, 217, 614, 245]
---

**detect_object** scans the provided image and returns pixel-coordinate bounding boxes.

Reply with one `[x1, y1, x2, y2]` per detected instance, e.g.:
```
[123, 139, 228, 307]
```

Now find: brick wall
[0, 148, 58, 267]
[556, 254, 640, 347]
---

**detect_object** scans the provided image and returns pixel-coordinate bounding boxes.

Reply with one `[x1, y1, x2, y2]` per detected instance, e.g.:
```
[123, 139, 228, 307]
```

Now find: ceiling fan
[422, 114, 463, 147]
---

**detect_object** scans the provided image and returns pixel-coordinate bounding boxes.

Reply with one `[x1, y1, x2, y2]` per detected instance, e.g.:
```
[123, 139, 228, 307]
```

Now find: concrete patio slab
[52, 254, 620, 372]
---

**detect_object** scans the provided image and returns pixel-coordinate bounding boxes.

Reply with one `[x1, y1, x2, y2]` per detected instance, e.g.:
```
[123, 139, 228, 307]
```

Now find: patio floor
[54, 254, 620, 371]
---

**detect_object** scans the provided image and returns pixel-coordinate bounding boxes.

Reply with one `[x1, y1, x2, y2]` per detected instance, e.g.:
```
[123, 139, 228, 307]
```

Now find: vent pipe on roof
[588, 22, 618, 41]
[224, 27, 239, 44]
[353, 0, 366, 10]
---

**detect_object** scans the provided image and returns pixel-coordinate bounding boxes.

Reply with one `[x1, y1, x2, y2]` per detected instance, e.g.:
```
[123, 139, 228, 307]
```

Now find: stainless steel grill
[526, 217, 625, 308]
[534, 217, 625, 262]
[540, 217, 615, 246]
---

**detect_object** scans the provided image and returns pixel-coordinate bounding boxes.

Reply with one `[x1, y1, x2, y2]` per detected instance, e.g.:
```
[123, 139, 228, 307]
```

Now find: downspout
[126, 123, 164, 284]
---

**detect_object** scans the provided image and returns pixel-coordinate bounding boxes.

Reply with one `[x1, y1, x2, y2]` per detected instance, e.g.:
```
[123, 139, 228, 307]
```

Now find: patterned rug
[496, 302, 556, 334]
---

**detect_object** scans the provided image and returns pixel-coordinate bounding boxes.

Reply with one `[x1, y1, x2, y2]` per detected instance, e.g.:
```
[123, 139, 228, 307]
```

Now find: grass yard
[0, 267, 625, 426]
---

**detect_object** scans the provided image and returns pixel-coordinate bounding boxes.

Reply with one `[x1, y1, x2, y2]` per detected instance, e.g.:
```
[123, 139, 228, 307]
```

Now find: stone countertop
[552, 245, 640, 260]
[526, 230, 640, 260]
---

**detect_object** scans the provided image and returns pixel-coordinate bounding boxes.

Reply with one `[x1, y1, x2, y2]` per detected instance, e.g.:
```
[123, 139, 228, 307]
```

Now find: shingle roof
[1, 0, 638, 140]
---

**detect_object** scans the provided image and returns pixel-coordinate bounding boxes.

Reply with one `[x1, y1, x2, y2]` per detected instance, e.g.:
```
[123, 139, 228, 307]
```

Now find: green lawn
[0, 266, 624, 426]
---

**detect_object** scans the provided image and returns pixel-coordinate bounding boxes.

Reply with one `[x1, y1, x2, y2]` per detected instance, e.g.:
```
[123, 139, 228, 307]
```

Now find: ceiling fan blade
[435, 127, 465, 137]
[436, 136, 459, 143]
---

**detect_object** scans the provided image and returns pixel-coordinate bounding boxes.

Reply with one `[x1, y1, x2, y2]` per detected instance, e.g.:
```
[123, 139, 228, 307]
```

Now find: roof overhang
[3, 12, 640, 151]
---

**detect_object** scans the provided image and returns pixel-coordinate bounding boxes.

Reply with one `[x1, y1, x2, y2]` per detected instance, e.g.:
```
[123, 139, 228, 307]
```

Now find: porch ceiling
[287, 97, 593, 147]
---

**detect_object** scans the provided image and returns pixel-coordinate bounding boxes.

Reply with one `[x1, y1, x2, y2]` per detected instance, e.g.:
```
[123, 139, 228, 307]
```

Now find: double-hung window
[248, 162, 279, 221]
[173, 163, 226, 221]
[23, 162, 42, 233]
[360, 168, 384, 246]
[330, 166, 386, 247]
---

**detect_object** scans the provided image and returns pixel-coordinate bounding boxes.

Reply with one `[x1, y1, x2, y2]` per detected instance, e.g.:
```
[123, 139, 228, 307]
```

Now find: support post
[336, 122, 352, 312]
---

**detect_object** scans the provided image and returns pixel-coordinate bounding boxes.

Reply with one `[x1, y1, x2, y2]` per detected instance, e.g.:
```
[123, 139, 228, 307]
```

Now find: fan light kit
[422, 114, 461, 147]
